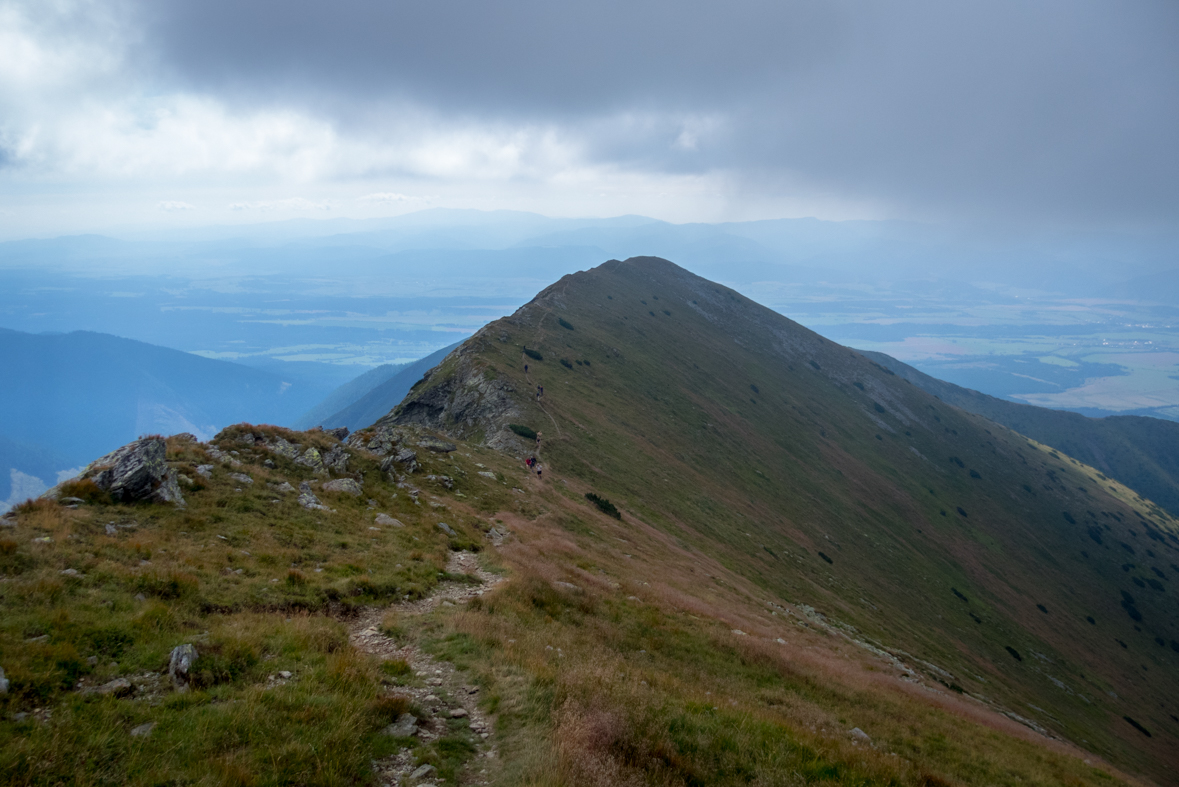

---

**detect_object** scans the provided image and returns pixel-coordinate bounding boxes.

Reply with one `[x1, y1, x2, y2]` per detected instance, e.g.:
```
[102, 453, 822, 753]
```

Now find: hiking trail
[349, 551, 505, 786]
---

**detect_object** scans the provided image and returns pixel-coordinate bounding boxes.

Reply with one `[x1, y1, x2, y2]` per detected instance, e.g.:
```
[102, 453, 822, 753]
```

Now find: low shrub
[524, 348, 543, 361]
[559, 317, 574, 330]
[57, 478, 111, 505]
[509, 424, 537, 440]
[560, 358, 573, 369]
[585, 493, 621, 520]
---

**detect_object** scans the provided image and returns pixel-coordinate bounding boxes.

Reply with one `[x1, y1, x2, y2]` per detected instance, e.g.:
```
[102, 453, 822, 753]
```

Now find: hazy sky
[2, 0, 1177, 236]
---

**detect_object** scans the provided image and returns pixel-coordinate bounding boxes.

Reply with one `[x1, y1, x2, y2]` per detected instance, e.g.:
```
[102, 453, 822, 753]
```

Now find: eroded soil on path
[350, 551, 505, 786]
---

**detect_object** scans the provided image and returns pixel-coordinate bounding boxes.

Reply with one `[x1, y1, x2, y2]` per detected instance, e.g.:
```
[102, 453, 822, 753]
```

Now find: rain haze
[1, 0, 1179, 505]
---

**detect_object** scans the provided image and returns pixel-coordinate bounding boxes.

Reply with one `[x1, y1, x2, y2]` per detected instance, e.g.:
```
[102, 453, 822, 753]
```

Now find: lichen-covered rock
[322, 478, 363, 496]
[375, 513, 403, 527]
[268, 480, 295, 494]
[229, 473, 253, 486]
[298, 482, 330, 511]
[296, 447, 326, 474]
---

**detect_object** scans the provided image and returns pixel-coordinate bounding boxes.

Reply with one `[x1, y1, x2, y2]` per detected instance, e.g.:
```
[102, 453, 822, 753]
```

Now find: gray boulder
[409, 764, 436, 781]
[327, 427, 349, 441]
[418, 436, 457, 453]
[267, 436, 301, 460]
[51, 437, 185, 507]
[168, 644, 198, 691]
[383, 713, 418, 737]
[380, 448, 420, 475]
[295, 447, 326, 474]
[322, 445, 350, 474]
[322, 478, 363, 497]
[298, 482, 330, 511]
[375, 513, 404, 527]
[268, 481, 295, 494]
[229, 473, 253, 486]
[437, 522, 457, 537]
[95, 677, 135, 697]
[130, 722, 156, 737]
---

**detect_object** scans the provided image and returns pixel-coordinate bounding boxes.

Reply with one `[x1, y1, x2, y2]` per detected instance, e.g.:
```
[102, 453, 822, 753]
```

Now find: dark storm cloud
[101, 0, 1179, 225]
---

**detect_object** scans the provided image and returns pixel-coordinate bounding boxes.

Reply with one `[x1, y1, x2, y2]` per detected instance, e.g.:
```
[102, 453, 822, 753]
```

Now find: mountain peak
[386, 255, 1179, 778]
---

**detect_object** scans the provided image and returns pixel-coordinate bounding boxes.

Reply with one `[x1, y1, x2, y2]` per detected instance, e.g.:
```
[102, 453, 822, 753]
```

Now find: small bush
[509, 424, 537, 440]
[523, 348, 543, 361]
[809, 360, 821, 371]
[558, 317, 574, 330]
[560, 358, 573, 369]
[57, 478, 112, 505]
[585, 493, 621, 520]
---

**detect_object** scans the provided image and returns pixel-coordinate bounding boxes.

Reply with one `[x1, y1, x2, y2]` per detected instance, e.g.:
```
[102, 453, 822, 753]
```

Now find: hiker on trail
[535, 431, 542, 449]
[536, 466, 542, 480]
[536, 384, 543, 401]
[524, 363, 529, 374]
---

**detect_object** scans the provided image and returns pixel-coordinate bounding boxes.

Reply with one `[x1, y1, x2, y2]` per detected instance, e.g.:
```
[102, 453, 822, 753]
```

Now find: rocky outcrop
[379, 340, 524, 452]
[47, 437, 185, 507]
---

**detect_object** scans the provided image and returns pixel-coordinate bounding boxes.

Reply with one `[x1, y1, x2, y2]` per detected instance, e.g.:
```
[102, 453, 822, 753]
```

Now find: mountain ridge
[864, 350, 1179, 518]
[386, 256, 1179, 779]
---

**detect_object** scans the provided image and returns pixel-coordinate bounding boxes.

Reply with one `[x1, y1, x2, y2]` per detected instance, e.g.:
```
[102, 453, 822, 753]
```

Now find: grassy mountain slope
[863, 351, 1179, 518]
[316, 343, 460, 431]
[0, 328, 334, 466]
[388, 257, 1179, 780]
[0, 427, 1150, 787]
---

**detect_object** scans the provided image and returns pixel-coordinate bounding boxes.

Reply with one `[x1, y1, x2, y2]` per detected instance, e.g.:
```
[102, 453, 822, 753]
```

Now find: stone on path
[383, 713, 418, 737]
[449, 707, 469, 718]
[410, 764, 436, 781]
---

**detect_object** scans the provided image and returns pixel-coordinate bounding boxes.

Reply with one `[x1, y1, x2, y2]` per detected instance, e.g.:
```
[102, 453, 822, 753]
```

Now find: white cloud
[158, 200, 195, 211]
[227, 198, 332, 212]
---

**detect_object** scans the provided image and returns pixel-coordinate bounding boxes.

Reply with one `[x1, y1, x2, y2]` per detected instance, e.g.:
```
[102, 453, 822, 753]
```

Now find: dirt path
[522, 316, 564, 440]
[350, 552, 505, 786]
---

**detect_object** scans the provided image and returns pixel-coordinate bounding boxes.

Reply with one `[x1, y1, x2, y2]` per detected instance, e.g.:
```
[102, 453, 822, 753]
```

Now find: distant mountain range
[298, 343, 461, 431]
[0, 328, 342, 507]
[865, 351, 1179, 518]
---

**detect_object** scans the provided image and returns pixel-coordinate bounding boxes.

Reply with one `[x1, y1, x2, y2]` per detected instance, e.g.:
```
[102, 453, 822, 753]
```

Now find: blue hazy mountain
[309, 342, 461, 431]
[0, 328, 342, 479]
[291, 361, 410, 430]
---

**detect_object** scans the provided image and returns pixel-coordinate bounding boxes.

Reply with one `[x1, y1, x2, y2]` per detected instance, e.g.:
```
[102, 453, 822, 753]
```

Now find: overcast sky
[1, 0, 1177, 236]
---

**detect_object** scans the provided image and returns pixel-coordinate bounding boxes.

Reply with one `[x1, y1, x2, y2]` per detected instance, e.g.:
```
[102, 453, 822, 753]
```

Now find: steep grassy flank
[390, 256, 1179, 781]
[865, 350, 1179, 518]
